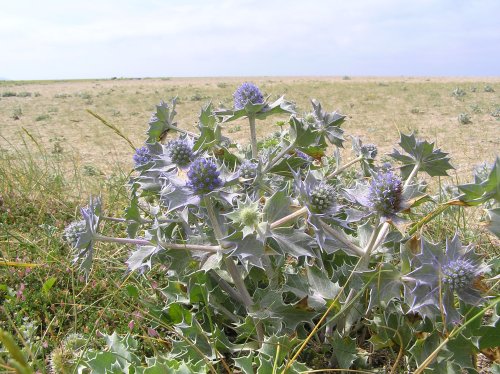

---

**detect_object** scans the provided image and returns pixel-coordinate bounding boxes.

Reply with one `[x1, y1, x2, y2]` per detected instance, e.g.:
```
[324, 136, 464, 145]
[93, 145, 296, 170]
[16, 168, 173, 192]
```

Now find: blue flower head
[133, 146, 152, 167]
[233, 82, 264, 110]
[63, 220, 87, 248]
[187, 158, 223, 195]
[369, 169, 403, 216]
[239, 160, 258, 179]
[309, 183, 336, 214]
[405, 234, 489, 324]
[167, 138, 193, 167]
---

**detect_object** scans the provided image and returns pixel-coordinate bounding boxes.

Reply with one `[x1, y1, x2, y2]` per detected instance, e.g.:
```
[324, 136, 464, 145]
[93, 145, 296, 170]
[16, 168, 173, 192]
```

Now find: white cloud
[1, 0, 498, 79]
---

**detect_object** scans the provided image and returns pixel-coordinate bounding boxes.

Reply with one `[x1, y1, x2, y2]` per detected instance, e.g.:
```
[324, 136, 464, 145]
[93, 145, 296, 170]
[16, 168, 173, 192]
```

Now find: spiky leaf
[389, 133, 454, 179]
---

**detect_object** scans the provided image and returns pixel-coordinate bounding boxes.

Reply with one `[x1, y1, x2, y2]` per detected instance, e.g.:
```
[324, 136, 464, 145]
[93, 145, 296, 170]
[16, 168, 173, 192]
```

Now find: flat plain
[1, 76, 499, 181]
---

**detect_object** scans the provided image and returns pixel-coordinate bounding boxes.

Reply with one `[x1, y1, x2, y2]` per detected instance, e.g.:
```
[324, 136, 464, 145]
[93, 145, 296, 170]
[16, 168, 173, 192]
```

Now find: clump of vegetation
[54, 93, 71, 99]
[1, 91, 17, 97]
[458, 112, 472, 124]
[11, 106, 22, 120]
[16, 91, 32, 97]
[484, 85, 495, 92]
[35, 114, 50, 122]
[470, 104, 482, 113]
[452, 87, 466, 98]
[43, 83, 498, 373]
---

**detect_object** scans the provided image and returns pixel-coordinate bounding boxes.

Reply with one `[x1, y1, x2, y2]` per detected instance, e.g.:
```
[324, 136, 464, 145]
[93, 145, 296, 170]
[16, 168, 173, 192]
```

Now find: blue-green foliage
[61, 83, 498, 372]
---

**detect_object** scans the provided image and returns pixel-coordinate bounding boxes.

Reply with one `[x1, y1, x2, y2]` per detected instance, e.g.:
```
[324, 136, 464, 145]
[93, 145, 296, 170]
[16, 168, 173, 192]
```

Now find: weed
[11, 107, 23, 120]
[452, 87, 466, 98]
[35, 114, 50, 122]
[484, 85, 495, 92]
[2, 91, 17, 97]
[458, 113, 472, 124]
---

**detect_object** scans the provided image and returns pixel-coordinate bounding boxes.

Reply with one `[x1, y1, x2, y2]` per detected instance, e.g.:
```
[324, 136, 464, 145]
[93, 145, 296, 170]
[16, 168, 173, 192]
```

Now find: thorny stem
[360, 219, 382, 266]
[264, 141, 296, 173]
[101, 216, 180, 225]
[270, 206, 308, 229]
[318, 219, 364, 257]
[204, 197, 264, 345]
[403, 162, 420, 190]
[327, 155, 363, 179]
[248, 115, 258, 159]
[93, 234, 219, 253]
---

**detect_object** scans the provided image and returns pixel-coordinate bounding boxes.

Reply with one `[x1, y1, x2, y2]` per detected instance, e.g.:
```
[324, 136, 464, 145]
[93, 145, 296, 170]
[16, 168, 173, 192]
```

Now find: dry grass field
[1, 76, 499, 180]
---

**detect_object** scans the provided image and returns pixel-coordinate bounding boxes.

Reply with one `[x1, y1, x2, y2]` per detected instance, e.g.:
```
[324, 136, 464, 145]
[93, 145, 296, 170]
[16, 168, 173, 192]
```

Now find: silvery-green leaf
[252, 288, 318, 331]
[216, 96, 295, 122]
[359, 263, 402, 309]
[310, 99, 346, 147]
[306, 265, 341, 302]
[263, 189, 292, 222]
[485, 208, 500, 238]
[125, 194, 141, 238]
[331, 331, 357, 369]
[147, 98, 178, 143]
[126, 245, 159, 272]
[229, 234, 265, 269]
[458, 157, 500, 205]
[389, 133, 454, 179]
[270, 228, 316, 258]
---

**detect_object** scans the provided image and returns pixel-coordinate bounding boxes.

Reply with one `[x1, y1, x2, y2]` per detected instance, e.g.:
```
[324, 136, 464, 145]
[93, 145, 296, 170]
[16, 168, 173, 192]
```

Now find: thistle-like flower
[133, 146, 152, 167]
[226, 196, 263, 238]
[239, 160, 258, 179]
[369, 169, 403, 216]
[187, 158, 223, 195]
[167, 138, 193, 167]
[63, 220, 86, 248]
[405, 234, 489, 323]
[233, 82, 264, 110]
[310, 183, 336, 214]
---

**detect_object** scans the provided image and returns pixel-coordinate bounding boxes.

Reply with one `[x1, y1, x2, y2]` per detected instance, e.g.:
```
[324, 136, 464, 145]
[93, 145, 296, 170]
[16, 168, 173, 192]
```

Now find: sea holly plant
[60, 83, 498, 372]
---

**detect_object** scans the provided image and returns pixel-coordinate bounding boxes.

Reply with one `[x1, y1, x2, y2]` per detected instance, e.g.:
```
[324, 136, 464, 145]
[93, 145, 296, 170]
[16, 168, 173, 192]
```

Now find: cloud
[1, 0, 498, 79]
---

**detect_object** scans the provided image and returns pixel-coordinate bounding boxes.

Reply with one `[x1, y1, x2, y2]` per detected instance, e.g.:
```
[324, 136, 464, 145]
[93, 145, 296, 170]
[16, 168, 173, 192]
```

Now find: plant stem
[403, 162, 420, 190]
[248, 115, 258, 159]
[264, 141, 295, 172]
[270, 206, 308, 229]
[318, 219, 364, 257]
[101, 216, 180, 225]
[94, 234, 219, 253]
[204, 197, 264, 345]
[360, 219, 382, 265]
[327, 156, 363, 179]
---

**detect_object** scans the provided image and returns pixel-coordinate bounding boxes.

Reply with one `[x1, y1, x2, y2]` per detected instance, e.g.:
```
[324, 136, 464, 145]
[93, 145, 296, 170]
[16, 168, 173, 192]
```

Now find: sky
[1, 0, 499, 80]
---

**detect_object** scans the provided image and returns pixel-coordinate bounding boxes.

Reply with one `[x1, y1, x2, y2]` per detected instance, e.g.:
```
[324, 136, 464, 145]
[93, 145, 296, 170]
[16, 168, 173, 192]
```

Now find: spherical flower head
[310, 183, 335, 214]
[369, 170, 403, 216]
[133, 146, 152, 167]
[442, 259, 475, 290]
[167, 138, 193, 167]
[233, 82, 264, 110]
[63, 220, 86, 247]
[361, 144, 378, 159]
[187, 158, 223, 195]
[239, 160, 258, 179]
